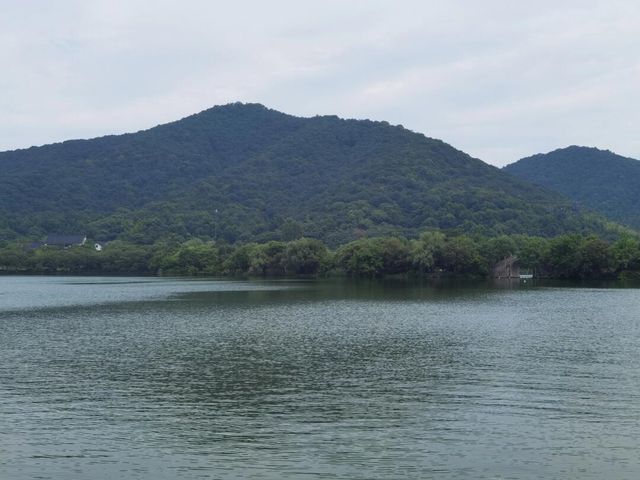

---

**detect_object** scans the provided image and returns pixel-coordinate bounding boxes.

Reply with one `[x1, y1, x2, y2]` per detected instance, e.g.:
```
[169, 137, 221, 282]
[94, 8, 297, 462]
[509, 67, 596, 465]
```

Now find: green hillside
[0, 104, 618, 245]
[504, 146, 640, 229]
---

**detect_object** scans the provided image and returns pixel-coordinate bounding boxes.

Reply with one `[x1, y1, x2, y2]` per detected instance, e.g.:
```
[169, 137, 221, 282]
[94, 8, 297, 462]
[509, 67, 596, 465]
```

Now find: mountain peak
[550, 145, 616, 156]
[0, 106, 619, 244]
[504, 146, 640, 229]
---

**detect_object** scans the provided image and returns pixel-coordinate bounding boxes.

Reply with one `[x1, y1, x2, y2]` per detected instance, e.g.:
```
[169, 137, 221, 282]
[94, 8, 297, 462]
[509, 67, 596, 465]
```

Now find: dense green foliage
[504, 146, 640, 229]
[0, 104, 621, 245]
[2, 232, 640, 280]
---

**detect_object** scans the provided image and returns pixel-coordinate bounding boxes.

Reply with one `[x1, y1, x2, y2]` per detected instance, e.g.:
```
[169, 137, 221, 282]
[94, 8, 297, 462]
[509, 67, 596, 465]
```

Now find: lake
[1, 276, 639, 479]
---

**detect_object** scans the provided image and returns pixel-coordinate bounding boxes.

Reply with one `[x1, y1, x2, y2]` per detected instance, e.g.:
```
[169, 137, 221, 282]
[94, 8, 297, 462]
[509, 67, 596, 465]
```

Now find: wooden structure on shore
[492, 255, 520, 278]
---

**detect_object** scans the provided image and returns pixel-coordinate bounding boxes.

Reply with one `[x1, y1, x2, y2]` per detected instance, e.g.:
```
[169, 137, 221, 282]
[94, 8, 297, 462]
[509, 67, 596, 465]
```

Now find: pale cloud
[1, 0, 639, 166]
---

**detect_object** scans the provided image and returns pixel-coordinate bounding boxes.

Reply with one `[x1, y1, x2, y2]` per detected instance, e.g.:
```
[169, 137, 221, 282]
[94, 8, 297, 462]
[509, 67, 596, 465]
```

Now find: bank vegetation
[2, 232, 640, 280]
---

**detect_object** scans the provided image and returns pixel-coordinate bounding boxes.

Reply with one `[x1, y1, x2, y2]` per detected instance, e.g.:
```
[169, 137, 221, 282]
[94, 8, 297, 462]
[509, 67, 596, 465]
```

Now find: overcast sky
[1, 0, 638, 166]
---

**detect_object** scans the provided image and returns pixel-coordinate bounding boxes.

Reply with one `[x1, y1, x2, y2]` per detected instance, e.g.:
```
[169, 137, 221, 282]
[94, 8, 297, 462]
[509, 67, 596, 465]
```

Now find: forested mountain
[504, 146, 640, 229]
[0, 104, 619, 245]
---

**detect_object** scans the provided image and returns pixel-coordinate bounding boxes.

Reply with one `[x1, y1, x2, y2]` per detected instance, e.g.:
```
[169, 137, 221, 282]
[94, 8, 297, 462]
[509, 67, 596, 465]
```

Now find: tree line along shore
[2, 231, 640, 280]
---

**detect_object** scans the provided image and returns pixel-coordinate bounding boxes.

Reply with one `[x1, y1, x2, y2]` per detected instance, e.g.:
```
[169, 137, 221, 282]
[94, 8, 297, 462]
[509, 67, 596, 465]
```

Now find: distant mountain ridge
[504, 146, 640, 229]
[0, 104, 620, 245]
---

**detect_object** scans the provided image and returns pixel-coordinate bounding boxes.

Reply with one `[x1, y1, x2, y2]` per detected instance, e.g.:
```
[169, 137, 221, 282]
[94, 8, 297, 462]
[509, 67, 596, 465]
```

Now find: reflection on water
[1, 276, 639, 479]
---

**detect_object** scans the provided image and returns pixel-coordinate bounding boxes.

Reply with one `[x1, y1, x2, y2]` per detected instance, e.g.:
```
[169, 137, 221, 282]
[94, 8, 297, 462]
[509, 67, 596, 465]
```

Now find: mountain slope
[0, 104, 618, 245]
[504, 146, 640, 229]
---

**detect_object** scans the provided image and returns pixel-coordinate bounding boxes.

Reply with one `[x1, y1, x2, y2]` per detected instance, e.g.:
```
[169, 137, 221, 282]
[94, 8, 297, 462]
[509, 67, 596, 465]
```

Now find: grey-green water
[1, 276, 639, 479]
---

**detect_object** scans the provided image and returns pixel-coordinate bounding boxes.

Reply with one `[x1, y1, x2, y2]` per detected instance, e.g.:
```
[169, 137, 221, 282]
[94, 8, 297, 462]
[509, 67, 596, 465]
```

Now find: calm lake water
[1, 276, 639, 479]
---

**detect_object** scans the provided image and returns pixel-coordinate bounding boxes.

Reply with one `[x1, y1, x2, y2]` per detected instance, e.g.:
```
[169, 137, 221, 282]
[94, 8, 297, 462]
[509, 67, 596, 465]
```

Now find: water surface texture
[1, 276, 639, 479]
